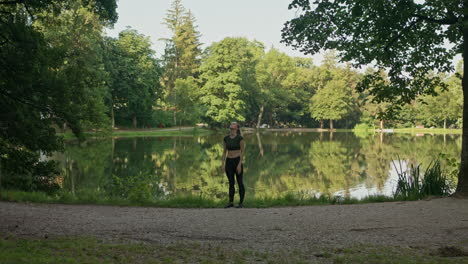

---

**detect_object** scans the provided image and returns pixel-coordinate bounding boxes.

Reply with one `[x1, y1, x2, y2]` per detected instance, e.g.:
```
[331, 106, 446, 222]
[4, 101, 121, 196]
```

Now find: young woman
[221, 122, 245, 208]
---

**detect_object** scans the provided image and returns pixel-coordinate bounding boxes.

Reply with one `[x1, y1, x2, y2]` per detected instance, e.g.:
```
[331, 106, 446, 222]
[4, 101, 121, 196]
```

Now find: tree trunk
[256, 132, 264, 157]
[320, 120, 324, 129]
[330, 119, 334, 130]
[456, 15, 468, 196]
[173, 110, 177, 128]
[444, 118, 447, 130]
[0, 160, 2, 189]
[380, 119, 384, 130]
[132, 115, 137, 128]
[256, 105, 264, 129]
[111, 106, 115, 128]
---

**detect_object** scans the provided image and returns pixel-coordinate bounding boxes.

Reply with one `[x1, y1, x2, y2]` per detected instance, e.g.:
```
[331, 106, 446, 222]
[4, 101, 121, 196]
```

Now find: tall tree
[255, 48, 296, 128]
[199, 37, 264, 126]
[282, 0, 468, 196]
[282, 59, 317, 126]
[34, 0, 110, 130]
[162, 0, 202, 126]
[105, 29, 161, 128]
[0, 0, 117, 190]
[309, 80, 353, 129]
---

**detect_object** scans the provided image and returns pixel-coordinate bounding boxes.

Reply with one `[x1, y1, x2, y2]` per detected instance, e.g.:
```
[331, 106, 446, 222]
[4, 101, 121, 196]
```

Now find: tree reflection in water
[52, 132, 460, 202]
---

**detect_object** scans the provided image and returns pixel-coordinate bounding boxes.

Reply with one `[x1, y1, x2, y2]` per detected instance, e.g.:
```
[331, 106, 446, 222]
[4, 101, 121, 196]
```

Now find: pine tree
[161, 0, 202, 126]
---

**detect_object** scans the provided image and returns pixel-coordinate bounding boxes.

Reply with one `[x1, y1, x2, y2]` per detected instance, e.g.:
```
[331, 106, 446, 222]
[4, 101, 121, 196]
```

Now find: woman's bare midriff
[227, 150, 241, 158]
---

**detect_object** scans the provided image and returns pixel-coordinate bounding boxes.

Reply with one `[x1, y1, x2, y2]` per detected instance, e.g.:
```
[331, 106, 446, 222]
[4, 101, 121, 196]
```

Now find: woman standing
[221, 122, 245, 208]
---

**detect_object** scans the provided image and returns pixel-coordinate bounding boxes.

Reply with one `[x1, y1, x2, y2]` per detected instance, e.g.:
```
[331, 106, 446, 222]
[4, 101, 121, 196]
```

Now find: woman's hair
[230, 122, 241, 136]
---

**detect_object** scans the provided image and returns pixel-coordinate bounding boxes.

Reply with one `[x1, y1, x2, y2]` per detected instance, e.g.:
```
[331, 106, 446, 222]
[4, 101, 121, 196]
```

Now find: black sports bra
[224, 135, 243, 151]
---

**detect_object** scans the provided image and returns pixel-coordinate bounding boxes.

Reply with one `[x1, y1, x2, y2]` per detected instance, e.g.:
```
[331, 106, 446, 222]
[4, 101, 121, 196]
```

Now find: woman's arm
[240, 139, 245, 163]
[221, 141, 227, 169]
[238, 139, 245, 168]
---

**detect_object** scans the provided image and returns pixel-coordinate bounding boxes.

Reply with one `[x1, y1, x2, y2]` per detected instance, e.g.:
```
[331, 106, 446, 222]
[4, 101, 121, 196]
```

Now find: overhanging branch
[412, 14, 458, 25]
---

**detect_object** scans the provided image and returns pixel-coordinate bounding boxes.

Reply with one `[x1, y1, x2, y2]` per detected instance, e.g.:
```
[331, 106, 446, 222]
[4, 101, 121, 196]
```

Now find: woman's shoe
[235, 203, 244, 208]
[224, 203, 234, 208]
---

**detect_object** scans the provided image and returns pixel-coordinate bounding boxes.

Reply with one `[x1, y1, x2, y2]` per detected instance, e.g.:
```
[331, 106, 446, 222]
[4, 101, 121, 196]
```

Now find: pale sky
[106, 0, 460, 68]
[105, 0, 325, 64]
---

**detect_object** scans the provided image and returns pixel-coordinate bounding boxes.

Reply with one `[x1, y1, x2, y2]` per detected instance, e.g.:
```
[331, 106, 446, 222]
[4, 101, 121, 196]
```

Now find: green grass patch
[1, 234, 467, 264]
[392, 128, 462, 135]
[1, 189, 403, 208]
[58, 127, 213, 139]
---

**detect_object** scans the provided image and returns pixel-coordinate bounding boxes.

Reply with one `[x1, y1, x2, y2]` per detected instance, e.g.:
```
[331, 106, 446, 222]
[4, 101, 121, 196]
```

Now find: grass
[392, 128, 462, 135]
[0, 188, 403, 208]
[1, 234, 467, 264]
[58, 127, 214, 139]
[393, 158, 453, 200]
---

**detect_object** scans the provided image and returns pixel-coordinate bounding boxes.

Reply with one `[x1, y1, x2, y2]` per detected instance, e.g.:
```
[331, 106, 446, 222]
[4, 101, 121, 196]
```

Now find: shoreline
[57, 126, 462, 139]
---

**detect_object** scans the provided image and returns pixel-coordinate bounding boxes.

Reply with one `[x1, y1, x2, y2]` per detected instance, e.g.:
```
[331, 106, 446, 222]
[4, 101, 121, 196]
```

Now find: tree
[173, 77, 203, 125]
[0, 0, 116, 191]
[199, 37, 264, 126]
[282, 0, 468, 196]
[418, 80, 461, 129]
[162, 0, 202, 126]
[309, 80, 352, 129]
[282, 60, 317, 127]
[34, 1, 110, 131]
[105, 29, 161, 128]
[360, 68, 391, 130]
[255, 48, 296, 128]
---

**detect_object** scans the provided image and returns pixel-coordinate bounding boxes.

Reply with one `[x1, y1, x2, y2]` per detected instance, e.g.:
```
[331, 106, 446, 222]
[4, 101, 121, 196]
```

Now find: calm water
[52, 132, 461, 201]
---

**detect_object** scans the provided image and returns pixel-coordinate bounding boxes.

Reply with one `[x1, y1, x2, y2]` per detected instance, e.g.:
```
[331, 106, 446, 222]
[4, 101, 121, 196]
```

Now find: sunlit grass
[392, 128, 461, 134]
[58, 127, 213, 139]
[0, 189, 400, 208]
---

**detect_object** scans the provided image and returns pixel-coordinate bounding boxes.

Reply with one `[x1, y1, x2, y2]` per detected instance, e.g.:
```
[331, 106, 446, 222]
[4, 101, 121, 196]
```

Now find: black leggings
[225, 157, 245, 204]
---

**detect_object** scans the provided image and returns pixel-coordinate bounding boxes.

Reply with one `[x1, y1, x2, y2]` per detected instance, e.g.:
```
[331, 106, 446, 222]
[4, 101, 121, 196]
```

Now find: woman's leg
[225, 159, 236, 203]
[235, 162, 245, 204]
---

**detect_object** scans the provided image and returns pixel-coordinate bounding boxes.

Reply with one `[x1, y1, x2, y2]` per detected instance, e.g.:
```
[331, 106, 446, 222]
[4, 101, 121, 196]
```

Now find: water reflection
[52, 132, 461, 202]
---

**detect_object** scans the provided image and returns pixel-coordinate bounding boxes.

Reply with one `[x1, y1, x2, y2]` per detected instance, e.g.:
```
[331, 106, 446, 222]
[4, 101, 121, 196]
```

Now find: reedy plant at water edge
[392, 157, 452, 200]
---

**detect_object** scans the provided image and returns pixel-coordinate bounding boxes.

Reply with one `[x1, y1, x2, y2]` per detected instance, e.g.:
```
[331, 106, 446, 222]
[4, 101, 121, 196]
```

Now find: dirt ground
[1, 198, 467, 252]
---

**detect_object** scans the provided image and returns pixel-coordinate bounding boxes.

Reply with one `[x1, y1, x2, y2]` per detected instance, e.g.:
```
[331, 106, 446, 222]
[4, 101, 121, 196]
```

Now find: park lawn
[392, 128, 462, 135]
[1, 234, 467, 264]
[58, 127, 214, 139]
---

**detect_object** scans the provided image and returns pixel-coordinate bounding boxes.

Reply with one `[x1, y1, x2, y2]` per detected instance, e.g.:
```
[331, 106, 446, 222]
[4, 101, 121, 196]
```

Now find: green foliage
[161, 0, 202, 125]
[0, 0, 117, 191]
[173, 77, 203, 125]
[282, 0, 467, 194]
[309, 80, 353, 126]
[104, 29, 162, 128]
[393, 158, 452, 200]
[199, 37, 264, 126]
[282, 0, 459, 108]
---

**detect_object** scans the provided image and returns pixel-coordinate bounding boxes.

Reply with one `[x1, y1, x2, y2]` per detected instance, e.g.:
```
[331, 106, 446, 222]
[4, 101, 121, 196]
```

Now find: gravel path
[1, 198, 468, 251]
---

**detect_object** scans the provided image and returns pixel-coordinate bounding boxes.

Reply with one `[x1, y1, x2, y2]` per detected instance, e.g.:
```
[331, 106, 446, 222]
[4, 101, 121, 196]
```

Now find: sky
[105, 0, 326, 64]
[106, 0, 461, 68]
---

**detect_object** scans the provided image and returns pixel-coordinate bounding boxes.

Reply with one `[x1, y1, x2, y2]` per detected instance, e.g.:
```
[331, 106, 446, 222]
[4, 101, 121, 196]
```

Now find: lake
[52, 131, 461, 202]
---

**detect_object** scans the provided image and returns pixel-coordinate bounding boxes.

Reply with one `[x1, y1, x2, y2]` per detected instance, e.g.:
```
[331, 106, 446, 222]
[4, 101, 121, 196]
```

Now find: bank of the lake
[0, 189, 406, 208]
[58, 126, 463, 140]
[58, 126, 214, 139]
[1, 198, 467, 263]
